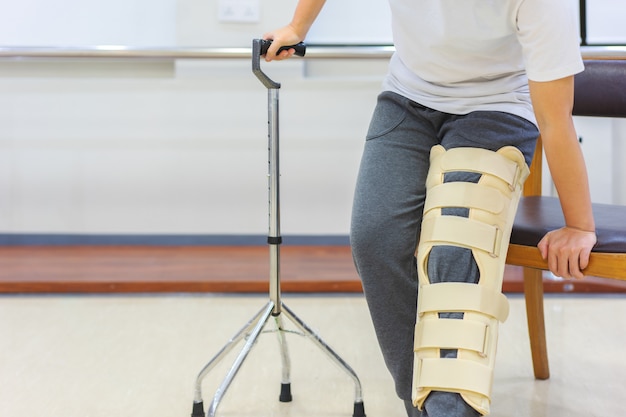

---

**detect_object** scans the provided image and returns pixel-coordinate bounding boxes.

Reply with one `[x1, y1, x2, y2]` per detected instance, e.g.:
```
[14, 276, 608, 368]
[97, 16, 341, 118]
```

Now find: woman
[264, 1, 597, 416]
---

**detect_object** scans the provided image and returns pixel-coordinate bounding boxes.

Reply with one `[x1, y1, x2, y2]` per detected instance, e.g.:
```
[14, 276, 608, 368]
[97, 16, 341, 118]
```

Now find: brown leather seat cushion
[511, 196, 626, 253]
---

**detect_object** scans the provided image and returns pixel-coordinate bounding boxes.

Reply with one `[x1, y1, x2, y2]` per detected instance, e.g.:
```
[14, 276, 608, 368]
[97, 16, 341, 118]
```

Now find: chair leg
[522, 267, 550, 379]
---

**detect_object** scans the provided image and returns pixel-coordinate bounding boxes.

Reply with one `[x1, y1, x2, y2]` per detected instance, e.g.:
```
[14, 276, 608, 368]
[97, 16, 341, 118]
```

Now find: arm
[529, 76, 597, 279]
[263, 0, 327, 61]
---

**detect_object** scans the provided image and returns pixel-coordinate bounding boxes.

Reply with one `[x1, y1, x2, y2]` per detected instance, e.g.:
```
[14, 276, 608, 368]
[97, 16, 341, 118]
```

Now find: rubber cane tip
[191, 401, 205, 417]
[352, 401, 366, 417]
[279, 383, 293, 402]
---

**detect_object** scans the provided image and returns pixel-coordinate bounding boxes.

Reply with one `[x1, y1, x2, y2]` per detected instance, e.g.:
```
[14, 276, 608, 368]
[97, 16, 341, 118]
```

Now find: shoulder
[516, 0, 583, 82]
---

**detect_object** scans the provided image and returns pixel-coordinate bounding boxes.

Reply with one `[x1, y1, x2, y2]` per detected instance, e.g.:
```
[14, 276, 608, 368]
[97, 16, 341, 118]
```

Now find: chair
[506, 58, 626, 380]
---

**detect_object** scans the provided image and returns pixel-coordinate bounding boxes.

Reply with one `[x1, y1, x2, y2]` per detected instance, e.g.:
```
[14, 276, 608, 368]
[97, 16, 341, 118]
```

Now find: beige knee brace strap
[412, 145, 529, 416]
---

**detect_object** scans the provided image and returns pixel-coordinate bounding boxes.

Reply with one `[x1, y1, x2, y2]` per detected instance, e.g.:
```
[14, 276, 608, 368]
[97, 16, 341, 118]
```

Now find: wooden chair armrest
[507, 244, 626, 281]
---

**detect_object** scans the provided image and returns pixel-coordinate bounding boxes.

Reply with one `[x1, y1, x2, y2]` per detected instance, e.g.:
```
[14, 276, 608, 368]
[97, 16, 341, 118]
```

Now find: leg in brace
[412, 145, 529, 416]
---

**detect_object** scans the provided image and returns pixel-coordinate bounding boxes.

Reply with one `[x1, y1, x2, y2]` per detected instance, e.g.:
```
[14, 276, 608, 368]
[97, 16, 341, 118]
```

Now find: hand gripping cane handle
[252, 39, 306, 89]
[259, 39, 306, 57]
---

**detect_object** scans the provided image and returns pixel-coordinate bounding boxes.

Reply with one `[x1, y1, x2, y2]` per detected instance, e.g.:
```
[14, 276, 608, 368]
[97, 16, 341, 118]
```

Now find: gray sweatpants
[350, 91, 537, 417]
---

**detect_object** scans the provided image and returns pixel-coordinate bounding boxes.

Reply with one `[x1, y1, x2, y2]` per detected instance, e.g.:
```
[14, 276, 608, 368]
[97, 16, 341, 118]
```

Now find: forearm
[289, 0, 327, 39]
[529, 76, 595, 232]
[542, 123, 596, 232]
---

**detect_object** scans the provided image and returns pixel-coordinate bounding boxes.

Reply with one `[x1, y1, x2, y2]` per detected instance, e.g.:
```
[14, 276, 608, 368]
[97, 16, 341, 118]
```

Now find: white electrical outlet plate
[218, 0, 260, 23]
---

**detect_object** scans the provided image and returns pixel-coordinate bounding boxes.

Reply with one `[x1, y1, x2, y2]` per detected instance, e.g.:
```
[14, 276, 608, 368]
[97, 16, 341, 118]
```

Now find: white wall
[0, 0, 624, 241]
[0, 0, 177, 46]
[0, 0, 384, 238]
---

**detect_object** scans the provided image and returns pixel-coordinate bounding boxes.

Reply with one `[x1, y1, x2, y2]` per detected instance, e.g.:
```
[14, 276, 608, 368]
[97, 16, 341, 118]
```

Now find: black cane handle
[258, 39, 306, 57]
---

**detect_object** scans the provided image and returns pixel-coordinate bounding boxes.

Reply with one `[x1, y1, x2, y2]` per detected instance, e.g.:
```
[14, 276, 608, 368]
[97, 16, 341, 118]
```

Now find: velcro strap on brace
[439, 147, 523, 190]
[423, 182, 506, 215]
[420, 216, 503, 257]
[417, 283, 509, 322]
[415, 319, 490, 356]
[415, 358, 493, 399]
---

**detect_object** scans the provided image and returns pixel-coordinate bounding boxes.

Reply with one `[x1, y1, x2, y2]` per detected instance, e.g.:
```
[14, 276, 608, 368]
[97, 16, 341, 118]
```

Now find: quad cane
[190, 39, 366, 417]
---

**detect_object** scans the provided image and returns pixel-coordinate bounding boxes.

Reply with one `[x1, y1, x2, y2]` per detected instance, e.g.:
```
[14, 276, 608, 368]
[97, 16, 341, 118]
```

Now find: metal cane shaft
[267, 87, 282, 315]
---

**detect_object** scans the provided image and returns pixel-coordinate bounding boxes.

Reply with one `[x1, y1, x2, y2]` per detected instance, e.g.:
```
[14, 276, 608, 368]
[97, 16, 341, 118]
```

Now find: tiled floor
[1, 292, 624, 417]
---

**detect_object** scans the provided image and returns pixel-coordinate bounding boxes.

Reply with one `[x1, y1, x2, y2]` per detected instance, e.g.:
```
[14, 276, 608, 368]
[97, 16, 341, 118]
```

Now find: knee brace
[412, 145, 529, 415]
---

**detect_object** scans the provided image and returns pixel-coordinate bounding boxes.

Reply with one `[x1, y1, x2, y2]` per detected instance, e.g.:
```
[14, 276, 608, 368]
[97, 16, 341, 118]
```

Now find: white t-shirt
[382, 0, 584, 125]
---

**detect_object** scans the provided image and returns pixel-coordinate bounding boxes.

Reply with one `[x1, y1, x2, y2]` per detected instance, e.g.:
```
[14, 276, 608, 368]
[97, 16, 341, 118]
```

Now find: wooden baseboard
[1, 245, 625, 294]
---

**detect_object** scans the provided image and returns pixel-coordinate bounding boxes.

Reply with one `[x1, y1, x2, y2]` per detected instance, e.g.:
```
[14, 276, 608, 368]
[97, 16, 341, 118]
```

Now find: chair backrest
[573, 59, 626, 118]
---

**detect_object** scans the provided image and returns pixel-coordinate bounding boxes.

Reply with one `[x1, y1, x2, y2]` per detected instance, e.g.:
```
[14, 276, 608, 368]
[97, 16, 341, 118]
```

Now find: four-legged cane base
[191, 301, 366, 417]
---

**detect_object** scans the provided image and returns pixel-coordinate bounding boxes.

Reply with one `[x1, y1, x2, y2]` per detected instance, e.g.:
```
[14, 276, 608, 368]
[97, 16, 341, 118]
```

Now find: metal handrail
[0, 45, 623, 60]
[0, 45, 395, 60]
